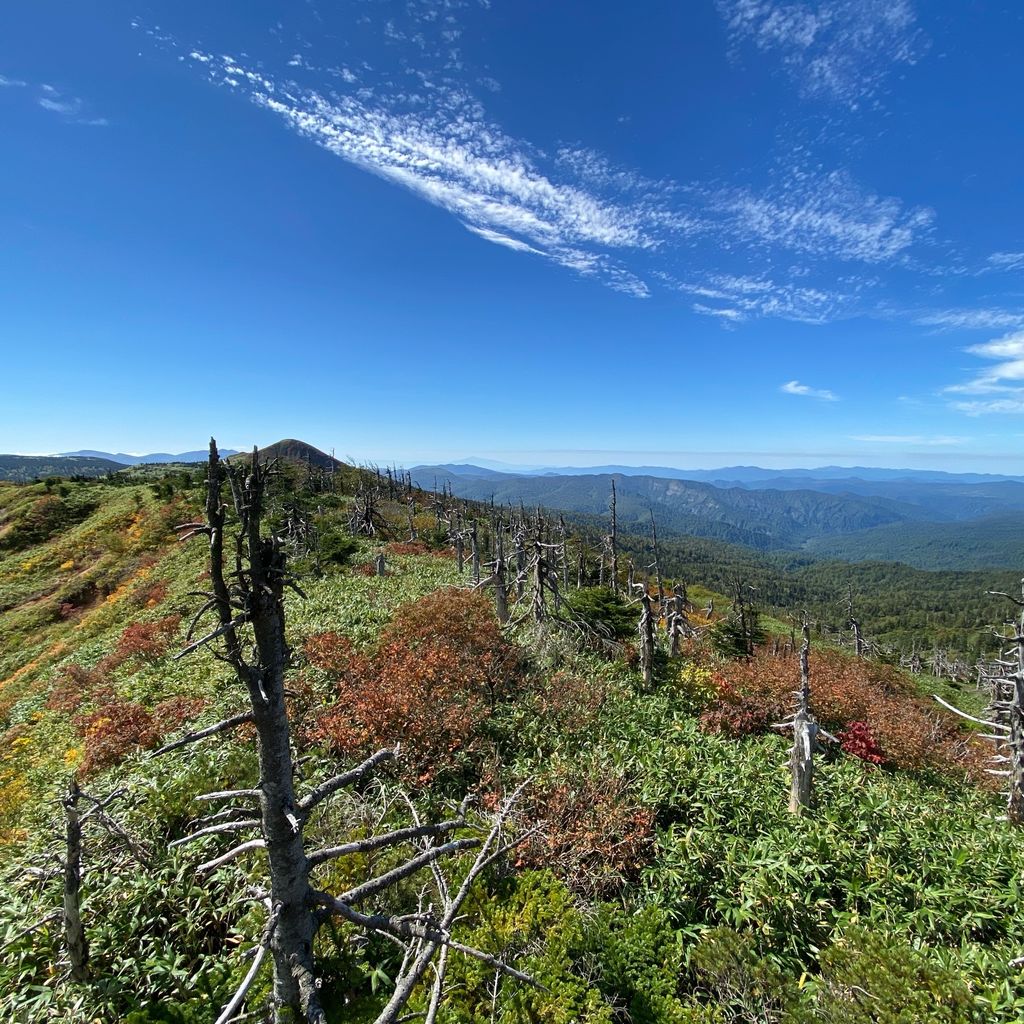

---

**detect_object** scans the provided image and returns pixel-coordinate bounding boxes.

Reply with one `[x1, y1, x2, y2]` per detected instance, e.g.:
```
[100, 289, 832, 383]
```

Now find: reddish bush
[304, 632, 370, 678]
[533, 671, 608, 736]
[47, 664, 113, 714]
[516, 770, 655, 897]
[311, 589, 520, 781]
[132, 578, 169, 609]
[386, 541, 432, 556]
[153, 696, 208, 731]
[703, 648, 987, 778]
[837, 721, 885, 765]
[77, 701, 161, 775]
[111, 614, 181, 666]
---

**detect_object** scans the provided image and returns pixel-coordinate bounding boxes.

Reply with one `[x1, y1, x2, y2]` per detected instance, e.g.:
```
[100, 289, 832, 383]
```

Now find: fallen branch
[932, 693, 1009, 731]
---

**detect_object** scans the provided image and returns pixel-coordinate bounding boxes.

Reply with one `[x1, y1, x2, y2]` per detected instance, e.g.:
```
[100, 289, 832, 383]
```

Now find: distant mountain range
[411, 463, 1024, 571]
[437, 461, 1024, 486]
[0, 454, 125, 482]
[59, 448, 240, 465]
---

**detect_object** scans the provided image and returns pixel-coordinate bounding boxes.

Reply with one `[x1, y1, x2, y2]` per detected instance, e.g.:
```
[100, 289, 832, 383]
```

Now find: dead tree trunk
[635, 584, 655, 690]
[609, 480, 618, 597]
[930, 584, 1024, 825]
[478, 533, 509, 625]
[470, 520, 481, 585]
[172, 442, 532, 1023]
[775, 623, 831, 815]
[1011, 615, 1024, 825]
[649, 509, 664, 612]
[63, 778, 88, 982]
[847, 586, 865, 659]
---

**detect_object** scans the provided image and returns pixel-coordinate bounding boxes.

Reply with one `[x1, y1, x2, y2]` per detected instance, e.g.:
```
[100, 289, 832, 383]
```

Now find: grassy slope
[0, 476, 1021, 1021]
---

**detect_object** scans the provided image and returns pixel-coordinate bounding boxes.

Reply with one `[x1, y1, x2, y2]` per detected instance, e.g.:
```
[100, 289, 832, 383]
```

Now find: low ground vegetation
[0, 468, 1021, 1021]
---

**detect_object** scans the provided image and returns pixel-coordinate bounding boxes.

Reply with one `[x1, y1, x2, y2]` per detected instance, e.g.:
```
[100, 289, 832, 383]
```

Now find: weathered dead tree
[846, 586, 865, 659]
[773, 623, 833, 814]
[470, 519, 481, 584]
[349, 481, 387, 537]
[513, 527, 526, 600]
[7, 784, 146, 986]
[667, 584, 693, 657]
[406, 497, 418, 541]
[649, 509, 664, 612]
[633, 583, 656, 690]
[934, 582, 1024, 825]
[168, 442, 531, 1022]
[605, 480, 619, 596]
[478, 531, 510, 625]
[62, 780, 88, 982]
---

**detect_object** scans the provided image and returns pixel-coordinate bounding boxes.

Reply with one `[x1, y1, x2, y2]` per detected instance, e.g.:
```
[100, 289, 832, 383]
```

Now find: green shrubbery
[1, 473, 1022, 1022]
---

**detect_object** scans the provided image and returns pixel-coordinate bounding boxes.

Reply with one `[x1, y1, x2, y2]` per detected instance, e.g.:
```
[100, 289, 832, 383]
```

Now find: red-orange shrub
[111, 614, 181, 666]
[516, 770, 655, 897]
[77, 701, 161, 775]
[837, 721, 885, 765]
[47, 664, 113, 714]
[386, 541, 432, 556]
[310, 589, 520, 780]
[132, 578, 169, 609]
[533, 671, 608, 736]
[153, 696, 208, 731]
[703, 649, 987, 778]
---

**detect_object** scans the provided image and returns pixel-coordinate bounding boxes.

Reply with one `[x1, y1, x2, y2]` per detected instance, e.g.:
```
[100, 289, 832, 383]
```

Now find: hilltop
[248, 437, 341, 469]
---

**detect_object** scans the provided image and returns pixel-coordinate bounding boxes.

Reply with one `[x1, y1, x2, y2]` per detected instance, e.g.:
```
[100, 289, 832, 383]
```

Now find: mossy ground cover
[0, 474, 1021, 1022]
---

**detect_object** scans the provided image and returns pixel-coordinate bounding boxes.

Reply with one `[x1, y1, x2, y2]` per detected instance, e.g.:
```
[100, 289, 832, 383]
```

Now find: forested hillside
[1, 447, 1023, 1022]
[0, 454, 124, 483]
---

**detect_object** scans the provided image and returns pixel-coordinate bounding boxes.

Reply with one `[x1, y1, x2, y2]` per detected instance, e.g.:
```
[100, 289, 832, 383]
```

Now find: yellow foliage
[60, 558, 75, 570]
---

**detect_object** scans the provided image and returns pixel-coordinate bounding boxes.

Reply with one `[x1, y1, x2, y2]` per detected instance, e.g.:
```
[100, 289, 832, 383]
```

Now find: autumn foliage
[516, 770, 655, 898]
[77, 701, 162, 776]
[701, 648, 987, 778]
[308, 588, 521, 780]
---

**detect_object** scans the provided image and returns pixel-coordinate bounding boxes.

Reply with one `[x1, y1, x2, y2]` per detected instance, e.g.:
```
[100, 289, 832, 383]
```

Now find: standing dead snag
[774, 623, 833, 814]
[846, 586, 865, 659]
[633, 584, 656, 690]
[605, 479, 619, 597]
[171, 440, 532, 1023]
[934, 581, 1024, 825]
[62, 780, 88, 982]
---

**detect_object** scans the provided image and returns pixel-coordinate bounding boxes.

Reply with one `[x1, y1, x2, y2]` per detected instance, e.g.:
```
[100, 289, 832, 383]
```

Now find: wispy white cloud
[667, 270, 851, 323]
[916, 308, 1024, 332]
[693, 303, 745, 322]
[985, 252, 1024, 273]
[707, 170, 933, 263]
[717, 0, 923, 106]
[174, 5, 933, 310]
[0, 73, 26, 87]
[944, 330, 1024, 415]
[850, 434, 966, 446]
[34, 83, 106, 125]
[185, 51, 692, 295]
[781, 379, 839, 400]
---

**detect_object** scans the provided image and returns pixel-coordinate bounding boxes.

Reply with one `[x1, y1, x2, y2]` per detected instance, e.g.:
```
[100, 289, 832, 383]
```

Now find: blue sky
[3, 1, 1024, 470]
